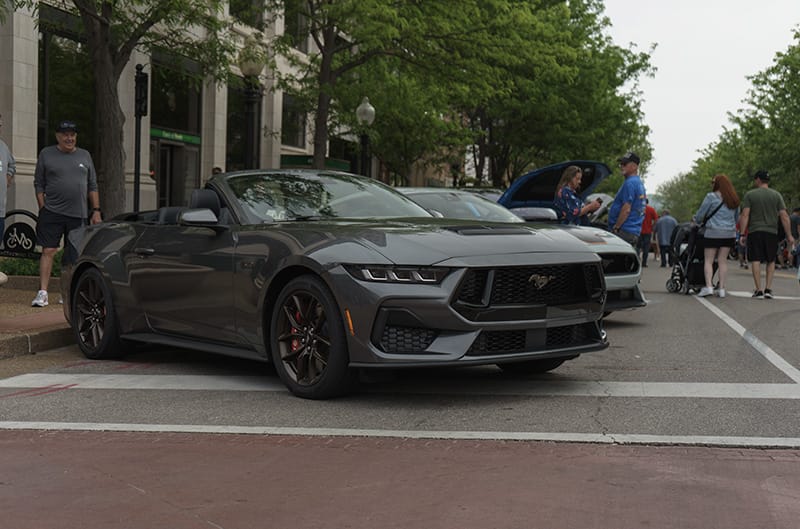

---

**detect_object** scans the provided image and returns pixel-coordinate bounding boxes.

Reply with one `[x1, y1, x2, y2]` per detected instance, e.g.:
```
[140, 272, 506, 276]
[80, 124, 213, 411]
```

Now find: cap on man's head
[56, 120, 78, 133]
[754, 170, 770, 181]
[618, 151, 640, 165]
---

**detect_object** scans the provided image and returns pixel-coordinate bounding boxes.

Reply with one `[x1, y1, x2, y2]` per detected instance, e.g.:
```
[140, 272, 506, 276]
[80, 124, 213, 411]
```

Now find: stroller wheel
[680, 281, 690, 295]
[666, 278, 679, 293]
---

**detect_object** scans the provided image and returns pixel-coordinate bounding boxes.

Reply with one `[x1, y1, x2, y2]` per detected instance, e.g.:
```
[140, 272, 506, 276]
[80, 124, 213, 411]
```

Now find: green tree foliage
[658, 28, 800, 217]
[266, 0, 653, 185]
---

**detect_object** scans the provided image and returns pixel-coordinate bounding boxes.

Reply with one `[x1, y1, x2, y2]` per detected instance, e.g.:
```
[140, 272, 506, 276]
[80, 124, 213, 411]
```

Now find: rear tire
[497, 357, 568, 374]
[71, 267, 124, 359]
[270, 275, 357, 399]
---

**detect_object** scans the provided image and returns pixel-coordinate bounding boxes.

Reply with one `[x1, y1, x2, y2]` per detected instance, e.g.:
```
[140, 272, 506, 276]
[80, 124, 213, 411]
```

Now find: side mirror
[179, 208, 227, 233]
[180, 208, 219, 224]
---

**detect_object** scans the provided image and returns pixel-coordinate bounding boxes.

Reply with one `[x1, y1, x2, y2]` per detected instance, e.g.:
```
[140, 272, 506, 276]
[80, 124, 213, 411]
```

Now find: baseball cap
[754, 170, 769, 181]
[55, 120, 78, 133]
[618, 151, 640, 165]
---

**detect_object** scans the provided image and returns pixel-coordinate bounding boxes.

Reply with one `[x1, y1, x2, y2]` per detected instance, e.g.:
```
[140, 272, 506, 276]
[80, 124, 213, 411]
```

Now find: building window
[226, 85, 248, 171]
[281, 94, 306, 148]
[37, 7, 96, 155]
[284, 0, 309, 53]
[150, 59, 202, 135]
[230, 0, 264, 29]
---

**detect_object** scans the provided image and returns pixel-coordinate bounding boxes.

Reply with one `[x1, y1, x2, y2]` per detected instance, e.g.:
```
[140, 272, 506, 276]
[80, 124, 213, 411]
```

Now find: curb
[0, 327, 75, 360]
[0, 276, 72, 358]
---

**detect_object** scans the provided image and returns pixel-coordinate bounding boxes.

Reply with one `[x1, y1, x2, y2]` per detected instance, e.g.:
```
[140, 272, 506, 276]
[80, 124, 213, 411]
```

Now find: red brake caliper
[290, 310, 303, 352]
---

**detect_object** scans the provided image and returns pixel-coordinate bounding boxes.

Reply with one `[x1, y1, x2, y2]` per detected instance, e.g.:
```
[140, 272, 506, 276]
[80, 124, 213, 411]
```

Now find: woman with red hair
[694, 174, 740, 298]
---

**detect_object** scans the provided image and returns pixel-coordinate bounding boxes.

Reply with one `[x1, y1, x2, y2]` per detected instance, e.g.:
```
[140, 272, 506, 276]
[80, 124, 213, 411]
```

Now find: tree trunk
[312, 27, 337, 170]
[81, 6, 127, 218]
[94, 66, 127, 218]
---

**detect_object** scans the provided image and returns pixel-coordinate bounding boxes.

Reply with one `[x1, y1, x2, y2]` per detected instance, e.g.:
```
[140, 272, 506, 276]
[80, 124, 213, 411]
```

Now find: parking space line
[2, 421, 799, 448]
[4, 373, 800, 399]
[695, 297, 800, 383]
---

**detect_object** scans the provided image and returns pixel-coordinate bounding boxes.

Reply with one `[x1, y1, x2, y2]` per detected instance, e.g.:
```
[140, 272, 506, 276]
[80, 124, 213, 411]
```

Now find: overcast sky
[602, 0, 800, 193]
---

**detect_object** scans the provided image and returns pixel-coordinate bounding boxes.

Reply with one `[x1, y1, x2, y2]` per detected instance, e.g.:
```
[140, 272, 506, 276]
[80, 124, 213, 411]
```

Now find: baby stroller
[665, 222, 717, 295]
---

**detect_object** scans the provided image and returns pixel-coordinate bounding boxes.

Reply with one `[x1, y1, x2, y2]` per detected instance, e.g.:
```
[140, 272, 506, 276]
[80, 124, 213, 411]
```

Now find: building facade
[0, 3, 338, 219]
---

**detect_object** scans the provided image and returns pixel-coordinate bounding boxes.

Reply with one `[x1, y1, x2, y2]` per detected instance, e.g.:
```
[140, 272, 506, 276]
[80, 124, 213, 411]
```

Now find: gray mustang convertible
[63, 169, 608, 399]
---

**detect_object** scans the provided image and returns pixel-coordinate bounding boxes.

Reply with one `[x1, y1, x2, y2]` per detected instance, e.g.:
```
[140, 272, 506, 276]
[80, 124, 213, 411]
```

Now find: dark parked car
[63, 169, 608, 399]
[498, 160, 612, 222]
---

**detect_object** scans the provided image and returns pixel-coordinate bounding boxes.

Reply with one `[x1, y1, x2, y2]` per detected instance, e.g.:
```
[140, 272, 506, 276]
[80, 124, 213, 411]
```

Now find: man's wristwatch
[92, 207, 101, 213]
[613, 226, 621, 232]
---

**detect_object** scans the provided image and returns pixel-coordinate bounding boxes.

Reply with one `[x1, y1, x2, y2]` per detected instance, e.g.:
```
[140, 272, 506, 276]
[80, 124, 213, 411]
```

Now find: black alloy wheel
[270, 275, 356, 399]
[72, 267, 123, 359]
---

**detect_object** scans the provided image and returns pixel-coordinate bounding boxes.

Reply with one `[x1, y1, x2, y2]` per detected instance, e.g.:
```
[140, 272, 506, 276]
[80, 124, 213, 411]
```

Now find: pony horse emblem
[528, 273, 556, 289]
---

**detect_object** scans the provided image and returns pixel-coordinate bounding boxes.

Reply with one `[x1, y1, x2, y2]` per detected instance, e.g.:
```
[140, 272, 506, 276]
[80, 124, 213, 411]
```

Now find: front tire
[270, 275, 356, 399]
[71, 267, 124, 359]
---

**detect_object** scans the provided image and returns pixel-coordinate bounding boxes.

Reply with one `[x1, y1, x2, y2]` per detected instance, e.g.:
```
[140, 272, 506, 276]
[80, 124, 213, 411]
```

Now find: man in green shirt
[739, 170, 795, 299]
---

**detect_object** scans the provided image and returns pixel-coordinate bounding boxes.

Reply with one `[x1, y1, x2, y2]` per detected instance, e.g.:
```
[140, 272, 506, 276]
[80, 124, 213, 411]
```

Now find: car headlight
[344, 265, 450, 284]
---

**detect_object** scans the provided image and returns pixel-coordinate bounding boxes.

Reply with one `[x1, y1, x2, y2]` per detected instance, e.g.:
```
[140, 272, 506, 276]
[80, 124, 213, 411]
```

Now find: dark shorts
[703, 237, 735, 249]
[36, 208, 85, 264]
[614, 230, 639, 247]
[747, 231, 778, 263]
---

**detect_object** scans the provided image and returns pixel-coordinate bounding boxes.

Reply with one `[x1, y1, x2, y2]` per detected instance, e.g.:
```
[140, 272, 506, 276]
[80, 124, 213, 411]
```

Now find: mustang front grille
[454, 263, 604, 314]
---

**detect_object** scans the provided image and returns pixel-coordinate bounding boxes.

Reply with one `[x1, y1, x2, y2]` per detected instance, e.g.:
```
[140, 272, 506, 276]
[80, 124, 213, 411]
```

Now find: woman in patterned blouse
[554, 165, 602, 225]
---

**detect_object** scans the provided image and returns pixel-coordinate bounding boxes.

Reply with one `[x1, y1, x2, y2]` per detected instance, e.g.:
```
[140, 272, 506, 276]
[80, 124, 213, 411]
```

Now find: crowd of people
[555, 152, 798, 298]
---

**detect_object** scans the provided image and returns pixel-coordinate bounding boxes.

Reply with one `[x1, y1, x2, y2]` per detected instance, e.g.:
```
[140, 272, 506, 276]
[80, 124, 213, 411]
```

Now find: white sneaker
[716, 288, 726, 298]
[697, 286, 714, 297]
[32, 290, 49, 307]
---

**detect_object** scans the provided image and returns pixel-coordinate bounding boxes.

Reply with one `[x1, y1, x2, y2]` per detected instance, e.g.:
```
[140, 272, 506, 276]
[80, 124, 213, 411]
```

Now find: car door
[498, 160, 611, 211]
[127, 222, 240, 345]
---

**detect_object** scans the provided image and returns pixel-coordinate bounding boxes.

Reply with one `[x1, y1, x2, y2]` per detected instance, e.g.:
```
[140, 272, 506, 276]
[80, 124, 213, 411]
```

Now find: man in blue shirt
[608, 151, 647, 247]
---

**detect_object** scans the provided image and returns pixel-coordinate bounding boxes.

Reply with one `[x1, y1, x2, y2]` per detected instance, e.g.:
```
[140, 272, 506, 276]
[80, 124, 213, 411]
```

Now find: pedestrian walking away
[0, 112, 17, 244]
[553, 165, 602, 225]
[32, 120, 102, 307]
[692, 174, 739, 298]
[791, 207, 800, 268]
[653, 209, 678, 267]
[738, 170, 795, 299]
[637, 198, 658, 267]
[608, 151, 647, 247]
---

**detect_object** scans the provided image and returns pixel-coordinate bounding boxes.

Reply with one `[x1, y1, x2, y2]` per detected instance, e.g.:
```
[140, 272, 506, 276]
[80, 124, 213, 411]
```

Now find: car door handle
[134, 247, 156, 256]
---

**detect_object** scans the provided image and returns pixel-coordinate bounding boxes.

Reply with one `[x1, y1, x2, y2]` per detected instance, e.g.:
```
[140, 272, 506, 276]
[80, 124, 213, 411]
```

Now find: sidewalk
[0, 276, 73, 359]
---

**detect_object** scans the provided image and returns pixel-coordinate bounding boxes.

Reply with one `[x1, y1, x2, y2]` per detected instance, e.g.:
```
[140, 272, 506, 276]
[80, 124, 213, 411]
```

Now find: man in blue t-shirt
[608, 151, 647, 247]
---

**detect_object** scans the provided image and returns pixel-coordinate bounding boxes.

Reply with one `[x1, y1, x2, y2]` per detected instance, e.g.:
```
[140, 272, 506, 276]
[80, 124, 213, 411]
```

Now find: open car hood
[498, 160, 612, 212]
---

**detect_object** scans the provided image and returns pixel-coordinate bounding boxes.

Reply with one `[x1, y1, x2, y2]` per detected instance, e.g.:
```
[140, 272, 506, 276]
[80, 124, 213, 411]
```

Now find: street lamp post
[356, 97, 375, 177]
[238, 37, 264, 170]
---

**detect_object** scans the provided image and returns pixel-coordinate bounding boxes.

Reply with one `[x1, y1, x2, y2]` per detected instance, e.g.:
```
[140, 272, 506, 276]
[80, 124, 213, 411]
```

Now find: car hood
[498, 160, 612, 210]
[274, 218, 597, 266]
[556, 224, 635, 253]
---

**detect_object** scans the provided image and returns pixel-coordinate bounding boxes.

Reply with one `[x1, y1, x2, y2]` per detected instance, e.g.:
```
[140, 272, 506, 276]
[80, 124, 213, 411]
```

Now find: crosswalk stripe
[2, 373, 800, 399]
[1, 421, 800, 448]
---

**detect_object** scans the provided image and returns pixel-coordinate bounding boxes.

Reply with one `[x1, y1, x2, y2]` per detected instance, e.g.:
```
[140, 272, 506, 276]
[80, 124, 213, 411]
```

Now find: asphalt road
[1, 261, 799, 528]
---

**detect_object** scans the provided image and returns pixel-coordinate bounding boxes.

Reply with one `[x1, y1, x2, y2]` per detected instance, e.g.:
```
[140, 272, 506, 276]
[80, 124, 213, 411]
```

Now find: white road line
[696, 297, 800, 383]
[725, 290, 800, 300]
[1, 421, 799, 448]
[3, 373, 800, 399]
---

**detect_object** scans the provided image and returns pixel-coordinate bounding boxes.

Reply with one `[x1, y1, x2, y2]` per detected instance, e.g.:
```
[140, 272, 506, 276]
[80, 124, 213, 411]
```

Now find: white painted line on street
[696, 297, 800, 383]
[0, 373, 285, 392]
[725, 290, 800, 300]
[1, 421, 799, 448]
[4, 373, 800, 399]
